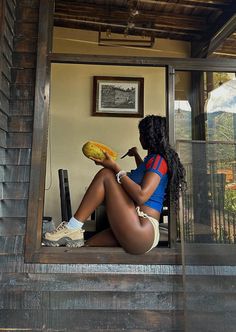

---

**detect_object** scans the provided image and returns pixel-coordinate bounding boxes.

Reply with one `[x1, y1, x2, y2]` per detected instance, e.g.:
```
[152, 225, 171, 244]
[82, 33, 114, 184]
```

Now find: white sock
[66, 216, 84, 230]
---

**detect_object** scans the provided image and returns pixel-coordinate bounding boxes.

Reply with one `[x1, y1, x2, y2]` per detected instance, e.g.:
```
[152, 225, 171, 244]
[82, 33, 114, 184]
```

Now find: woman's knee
[96, 167, 115, 181]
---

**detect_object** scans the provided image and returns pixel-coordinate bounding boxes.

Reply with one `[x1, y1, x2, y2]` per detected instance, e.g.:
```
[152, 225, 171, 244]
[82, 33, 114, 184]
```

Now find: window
[24, 0, 236, 264]
[175, 70, 236, 245]
[25, 0, 176, 264]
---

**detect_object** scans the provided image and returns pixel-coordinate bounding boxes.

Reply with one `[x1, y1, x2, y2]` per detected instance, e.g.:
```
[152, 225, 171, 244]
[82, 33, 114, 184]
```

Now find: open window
[24, 0, 236, 264]
[43, 62, 169, 246]
[24, 0, 177, 264]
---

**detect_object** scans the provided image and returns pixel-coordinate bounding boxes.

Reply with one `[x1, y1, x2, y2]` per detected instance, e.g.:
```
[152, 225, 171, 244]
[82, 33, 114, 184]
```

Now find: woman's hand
[127, 147, 138, 157]
[122, 146, 143, 166]
[121, 147, 138, 159]
[90, 151, 120, 172]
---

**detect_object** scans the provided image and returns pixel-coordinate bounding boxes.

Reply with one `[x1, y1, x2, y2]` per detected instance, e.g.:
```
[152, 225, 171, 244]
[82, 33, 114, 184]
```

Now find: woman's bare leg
[74, 168, 107, 221]
[85, 228, 121, 247]
[74, 168, 154, 254]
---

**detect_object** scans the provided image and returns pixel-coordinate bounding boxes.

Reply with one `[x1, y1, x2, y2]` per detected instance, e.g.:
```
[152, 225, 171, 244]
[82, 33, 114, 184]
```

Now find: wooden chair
[58, 169, 96, 239]
[58, 169, 72, 222]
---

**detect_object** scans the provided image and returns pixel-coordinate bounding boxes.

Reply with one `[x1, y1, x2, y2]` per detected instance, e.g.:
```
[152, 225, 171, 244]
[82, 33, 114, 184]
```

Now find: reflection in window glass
[205, 74, 236, 142]
[178, 140, 236, 244]
[175, 71, 236, 244]
[175, 71, 192, 140]
[175, 100, 192, 140]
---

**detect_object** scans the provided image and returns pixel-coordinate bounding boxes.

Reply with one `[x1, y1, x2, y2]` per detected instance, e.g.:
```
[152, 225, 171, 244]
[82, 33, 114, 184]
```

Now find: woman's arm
[91, 152, 160, 206]
[119, 171, 161, 206]
[124, 147, 143, 167]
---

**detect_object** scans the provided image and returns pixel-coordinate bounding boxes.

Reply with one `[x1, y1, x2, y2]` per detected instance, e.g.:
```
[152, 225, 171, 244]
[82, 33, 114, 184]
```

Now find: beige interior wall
[44, 28, 190, 223]
[44, 64, 166, 222]
[53, 27, 190, 57]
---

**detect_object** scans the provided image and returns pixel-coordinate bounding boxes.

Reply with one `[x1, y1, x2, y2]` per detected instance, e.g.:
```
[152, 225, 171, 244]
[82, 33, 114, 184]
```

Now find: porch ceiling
[54, 0, 236, 58]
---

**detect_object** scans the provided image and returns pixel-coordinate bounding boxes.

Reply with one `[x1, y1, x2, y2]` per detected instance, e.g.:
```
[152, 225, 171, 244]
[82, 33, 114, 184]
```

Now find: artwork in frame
[92, 76, 144, 117]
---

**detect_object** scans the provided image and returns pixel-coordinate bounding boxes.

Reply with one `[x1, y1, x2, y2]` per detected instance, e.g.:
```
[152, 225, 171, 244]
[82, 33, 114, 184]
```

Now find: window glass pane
[178, 140, 236, 244]
[205, 73, 236, 142]
[175, 71, 192, 140]
[175, 71, 236, 332]
[175, 71, 236, 244]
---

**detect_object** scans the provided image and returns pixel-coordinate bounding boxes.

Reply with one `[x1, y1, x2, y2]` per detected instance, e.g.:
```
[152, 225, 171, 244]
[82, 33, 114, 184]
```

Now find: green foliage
[207, 112, 234, 141]
[213, 72, 233, 88]
[225, 189, 236, 213]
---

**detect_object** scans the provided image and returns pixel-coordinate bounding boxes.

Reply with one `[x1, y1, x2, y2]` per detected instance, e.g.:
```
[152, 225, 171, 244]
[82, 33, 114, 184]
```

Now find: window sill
[24, 243, 236, 265]
[24, 246, 181, 264]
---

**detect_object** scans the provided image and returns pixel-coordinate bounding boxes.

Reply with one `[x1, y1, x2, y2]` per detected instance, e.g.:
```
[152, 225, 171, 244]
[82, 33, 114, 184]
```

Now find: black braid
[139, 115, 186, 211]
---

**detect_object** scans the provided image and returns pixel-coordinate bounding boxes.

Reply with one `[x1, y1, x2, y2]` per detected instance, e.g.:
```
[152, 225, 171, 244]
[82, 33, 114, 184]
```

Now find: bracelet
[116, 170, 127, 184]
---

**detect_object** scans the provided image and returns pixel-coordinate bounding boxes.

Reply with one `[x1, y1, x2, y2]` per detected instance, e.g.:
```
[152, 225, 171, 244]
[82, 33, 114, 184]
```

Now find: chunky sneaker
[43, 221, 84, 247]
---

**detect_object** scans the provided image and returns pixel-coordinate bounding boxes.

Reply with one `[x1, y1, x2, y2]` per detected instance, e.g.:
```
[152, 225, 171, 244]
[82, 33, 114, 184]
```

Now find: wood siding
[0, 1, 235, 331]
[0, 0, 17, 217]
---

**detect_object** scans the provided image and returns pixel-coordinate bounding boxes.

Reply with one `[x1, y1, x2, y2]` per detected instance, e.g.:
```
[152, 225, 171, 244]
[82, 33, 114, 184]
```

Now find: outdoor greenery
[176, 72, 236, 243]
[225, 189, 236, 213]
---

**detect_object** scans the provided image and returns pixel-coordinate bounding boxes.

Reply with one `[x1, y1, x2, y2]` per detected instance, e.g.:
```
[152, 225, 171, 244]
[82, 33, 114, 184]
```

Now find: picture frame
[92, 76, 144, 117]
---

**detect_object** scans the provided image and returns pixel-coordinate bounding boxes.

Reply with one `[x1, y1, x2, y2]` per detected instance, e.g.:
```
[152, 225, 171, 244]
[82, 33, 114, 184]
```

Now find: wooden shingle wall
[0, 0, 32, 248]
[0, 0, 14, 218]
[0, 1, 235, 331]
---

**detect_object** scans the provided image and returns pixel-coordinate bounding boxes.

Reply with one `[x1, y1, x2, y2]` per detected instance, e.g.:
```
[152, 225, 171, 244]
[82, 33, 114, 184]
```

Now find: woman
[44, 115, 186, 254]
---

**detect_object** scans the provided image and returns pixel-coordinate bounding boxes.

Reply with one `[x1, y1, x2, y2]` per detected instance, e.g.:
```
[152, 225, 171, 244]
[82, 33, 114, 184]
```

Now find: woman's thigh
[85, 228, 121, 247]
[102, 169, 155, 254]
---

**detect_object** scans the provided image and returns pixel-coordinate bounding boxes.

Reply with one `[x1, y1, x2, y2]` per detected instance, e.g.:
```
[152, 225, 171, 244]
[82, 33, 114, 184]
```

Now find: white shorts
[136, 206, 160, 252]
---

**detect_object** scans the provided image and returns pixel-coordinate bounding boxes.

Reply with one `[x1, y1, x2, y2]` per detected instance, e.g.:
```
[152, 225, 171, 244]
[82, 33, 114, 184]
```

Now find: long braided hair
[138, 115, 186, 211]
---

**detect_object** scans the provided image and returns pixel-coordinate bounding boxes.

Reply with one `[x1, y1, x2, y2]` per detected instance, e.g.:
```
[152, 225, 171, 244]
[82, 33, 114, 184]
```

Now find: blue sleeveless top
[128, 154, 168, 213]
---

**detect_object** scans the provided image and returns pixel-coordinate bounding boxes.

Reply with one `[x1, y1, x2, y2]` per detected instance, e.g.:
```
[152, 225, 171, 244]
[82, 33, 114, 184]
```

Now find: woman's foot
[43, 221, 84, 247]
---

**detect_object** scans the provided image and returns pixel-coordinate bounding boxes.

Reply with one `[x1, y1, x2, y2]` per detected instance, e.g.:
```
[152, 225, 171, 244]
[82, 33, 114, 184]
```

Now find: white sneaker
[43, 221, 84, 247]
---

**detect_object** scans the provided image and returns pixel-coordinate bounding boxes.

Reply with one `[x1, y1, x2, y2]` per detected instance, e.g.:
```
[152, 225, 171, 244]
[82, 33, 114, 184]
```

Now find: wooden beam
[139, 0, 225, 10]
[191, 8, 236, 57]
[25, 243, 236, 265]
[207, 14, 236, 54]
[176, 0, 232, 5]
[213, 51, 236, 58]
[56, 0, 230, 10]
[212, 32, 236, 56]
[55, 3, 207, 31]
[25, 0, 54, 262]
[49, 53, 236, 71]
[54, 17, 201, 40]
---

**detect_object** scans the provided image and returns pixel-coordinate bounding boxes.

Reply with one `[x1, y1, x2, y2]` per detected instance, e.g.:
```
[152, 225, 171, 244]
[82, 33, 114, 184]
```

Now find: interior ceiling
[54, 0, 236, 58]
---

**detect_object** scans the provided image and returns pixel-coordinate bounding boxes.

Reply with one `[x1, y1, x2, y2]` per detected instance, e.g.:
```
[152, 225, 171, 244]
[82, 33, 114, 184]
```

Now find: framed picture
[92, 76, 144, 117]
